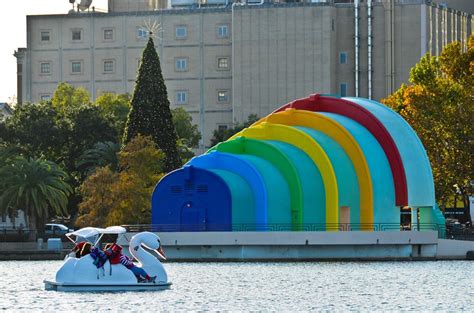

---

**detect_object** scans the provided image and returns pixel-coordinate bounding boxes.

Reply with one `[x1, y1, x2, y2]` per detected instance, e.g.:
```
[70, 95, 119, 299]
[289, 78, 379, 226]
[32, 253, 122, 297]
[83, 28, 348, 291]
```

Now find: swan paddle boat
[44, 226, 171, 291]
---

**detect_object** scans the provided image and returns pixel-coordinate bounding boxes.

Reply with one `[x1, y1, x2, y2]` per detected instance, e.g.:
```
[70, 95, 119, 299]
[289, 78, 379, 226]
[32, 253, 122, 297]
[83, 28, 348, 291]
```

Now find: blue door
[180, 200, 206, 231]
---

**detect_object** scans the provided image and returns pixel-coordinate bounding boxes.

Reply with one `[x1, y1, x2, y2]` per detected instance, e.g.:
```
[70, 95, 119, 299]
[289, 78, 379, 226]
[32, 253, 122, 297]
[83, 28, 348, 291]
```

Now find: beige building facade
[15, 0, 473, 148]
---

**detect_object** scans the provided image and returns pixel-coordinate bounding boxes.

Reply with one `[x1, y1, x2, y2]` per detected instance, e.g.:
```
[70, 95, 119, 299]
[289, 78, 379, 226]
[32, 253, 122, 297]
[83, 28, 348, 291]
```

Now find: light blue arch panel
[294, 126, 360, 226]
[344, 97, 435, 207]
[188, 151, 267, 225]
[237, 154, 292, 227]
[321, 112, 398, 226]
[208, 169, 255, 228]
[264, 140, 326, 226]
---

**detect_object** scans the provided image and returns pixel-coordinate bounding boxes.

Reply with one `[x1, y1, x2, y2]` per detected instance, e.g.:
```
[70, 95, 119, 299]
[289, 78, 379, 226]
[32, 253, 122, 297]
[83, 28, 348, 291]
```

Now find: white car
[44, 223, 73, 237]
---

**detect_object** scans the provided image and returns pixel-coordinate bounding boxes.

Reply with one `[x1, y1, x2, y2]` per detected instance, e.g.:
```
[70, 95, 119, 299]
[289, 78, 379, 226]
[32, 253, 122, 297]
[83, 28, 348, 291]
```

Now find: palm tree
[0, 157, 72, 239]
[0, 144, 20, 225]
[77, 141, 120, 174]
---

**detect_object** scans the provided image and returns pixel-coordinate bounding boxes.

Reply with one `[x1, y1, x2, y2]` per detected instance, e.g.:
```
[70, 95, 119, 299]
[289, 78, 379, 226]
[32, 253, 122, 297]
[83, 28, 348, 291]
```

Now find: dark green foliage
[0, 101, 117, 219]
[123, 37, 181, 172]
[0, 102, 65, 161]
[95, 93, 131, 139]
[172, 107, 201, 162]
[61, 104, 118, 177]
[172, 107, 201, 148]
[77, 141, 120, 174]
[209, 114, 259, 147]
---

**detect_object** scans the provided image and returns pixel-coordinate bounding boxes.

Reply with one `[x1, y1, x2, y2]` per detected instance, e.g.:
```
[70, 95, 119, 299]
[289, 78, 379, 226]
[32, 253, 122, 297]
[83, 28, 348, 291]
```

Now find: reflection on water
[0, 260, 472, 311]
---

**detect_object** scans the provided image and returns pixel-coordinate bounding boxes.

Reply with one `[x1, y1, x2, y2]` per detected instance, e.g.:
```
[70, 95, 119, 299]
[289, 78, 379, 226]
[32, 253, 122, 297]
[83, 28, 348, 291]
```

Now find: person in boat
[104, 243, 156, 283]
[71, 241, 92, 258]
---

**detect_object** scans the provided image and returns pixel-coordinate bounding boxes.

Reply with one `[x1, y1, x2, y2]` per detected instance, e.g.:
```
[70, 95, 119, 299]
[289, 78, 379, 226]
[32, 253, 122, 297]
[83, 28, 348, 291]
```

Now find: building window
[340, 83, 347, 97]
[103, 60, 115, 73]
[103, 28, 114, 41]
[137, 28, 148, 39]
[1, 214, 6, 223]
[175, 26, 187, 39]
[217, 57, 229, 70]
[339, 52, 347, 64]
[41, 31, 50, 42]
[40, 62, 51, 74]
[71, 61, 82, 74]
[71, 29, 82, 41]
[175, 58, 188, 71]
[217, 90, 229, 103]
[218, 125, 228, 131]
[217, 24, 229, 38]
[175, 90, 188, 104]
[40, 94, 51, 101]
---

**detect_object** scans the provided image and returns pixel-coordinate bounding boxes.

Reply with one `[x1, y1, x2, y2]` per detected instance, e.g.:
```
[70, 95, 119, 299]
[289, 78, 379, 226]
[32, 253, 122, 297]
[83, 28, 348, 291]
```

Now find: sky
[0, 0, 108, 103]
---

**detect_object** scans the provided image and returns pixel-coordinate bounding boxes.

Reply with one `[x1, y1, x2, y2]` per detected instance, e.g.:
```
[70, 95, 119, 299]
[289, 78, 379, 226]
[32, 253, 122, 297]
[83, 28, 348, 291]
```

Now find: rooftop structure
[151, 95, 445, 233]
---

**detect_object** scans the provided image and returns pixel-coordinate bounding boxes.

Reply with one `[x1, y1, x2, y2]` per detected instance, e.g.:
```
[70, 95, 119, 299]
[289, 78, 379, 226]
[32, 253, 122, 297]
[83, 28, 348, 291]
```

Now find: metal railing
[122, 223, 447, 238]
[2, 223, 458, 242]
[0, 228, 69, 243]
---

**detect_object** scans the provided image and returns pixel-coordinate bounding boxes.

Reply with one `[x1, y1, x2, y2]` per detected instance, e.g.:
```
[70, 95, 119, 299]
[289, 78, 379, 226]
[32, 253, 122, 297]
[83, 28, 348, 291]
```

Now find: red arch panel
[274, 94, 408, 206]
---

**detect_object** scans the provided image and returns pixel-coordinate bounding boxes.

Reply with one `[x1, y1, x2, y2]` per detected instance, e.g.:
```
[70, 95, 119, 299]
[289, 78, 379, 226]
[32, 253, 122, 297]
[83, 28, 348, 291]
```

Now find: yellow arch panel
[256, 109, 374, 228]
[234, 122, 339, 230]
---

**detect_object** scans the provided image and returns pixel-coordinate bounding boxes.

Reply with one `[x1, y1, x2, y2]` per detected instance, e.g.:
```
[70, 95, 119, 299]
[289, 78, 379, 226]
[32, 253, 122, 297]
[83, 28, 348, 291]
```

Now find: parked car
[44, 223, 73, 238]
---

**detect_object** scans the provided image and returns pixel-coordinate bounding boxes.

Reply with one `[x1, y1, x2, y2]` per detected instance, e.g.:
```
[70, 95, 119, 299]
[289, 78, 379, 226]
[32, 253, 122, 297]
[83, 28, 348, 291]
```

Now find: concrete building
[15, 0, 473, 148]
[0, 103, 12, 121]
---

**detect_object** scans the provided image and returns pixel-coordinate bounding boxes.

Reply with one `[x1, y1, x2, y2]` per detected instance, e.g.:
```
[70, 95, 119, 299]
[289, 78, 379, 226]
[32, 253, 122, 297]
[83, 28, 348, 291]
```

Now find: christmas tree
[123, 37, 182, 172]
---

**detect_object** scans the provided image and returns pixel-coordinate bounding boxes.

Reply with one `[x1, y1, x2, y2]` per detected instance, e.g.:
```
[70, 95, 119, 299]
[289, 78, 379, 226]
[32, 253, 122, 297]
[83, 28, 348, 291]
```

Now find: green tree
[61, 104, 118, 177]
[382, 36, 474, 221]
[0, 158, 72, 237]
[52, 82, 90, 110]
[95, 93, 131, 139]
[171, 107, 201, 148]
[209, 114, 259, 147]
[123, 37, 181, 172]
[0, 100, 118, 221]
[0, 102, 65, 161]
[171, 107, 201, 162]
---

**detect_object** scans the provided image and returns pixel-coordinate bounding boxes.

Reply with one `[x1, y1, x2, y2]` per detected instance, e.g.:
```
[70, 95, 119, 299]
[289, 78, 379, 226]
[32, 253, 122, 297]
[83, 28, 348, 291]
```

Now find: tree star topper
[141, 19, 163, 40]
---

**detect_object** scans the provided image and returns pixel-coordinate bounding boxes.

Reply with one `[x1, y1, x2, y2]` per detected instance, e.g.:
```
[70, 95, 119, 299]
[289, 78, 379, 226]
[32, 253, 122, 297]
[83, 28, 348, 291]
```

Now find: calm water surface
[0, 261, 472, 311]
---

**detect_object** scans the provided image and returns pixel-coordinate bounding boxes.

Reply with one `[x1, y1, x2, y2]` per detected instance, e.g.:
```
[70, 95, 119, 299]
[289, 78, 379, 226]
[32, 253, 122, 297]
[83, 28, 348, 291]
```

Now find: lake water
[0, 260, 473, 311]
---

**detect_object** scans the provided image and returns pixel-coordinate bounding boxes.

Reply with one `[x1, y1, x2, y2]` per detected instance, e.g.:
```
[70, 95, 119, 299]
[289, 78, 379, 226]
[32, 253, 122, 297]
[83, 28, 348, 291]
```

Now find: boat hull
[44, 280, 172, 292]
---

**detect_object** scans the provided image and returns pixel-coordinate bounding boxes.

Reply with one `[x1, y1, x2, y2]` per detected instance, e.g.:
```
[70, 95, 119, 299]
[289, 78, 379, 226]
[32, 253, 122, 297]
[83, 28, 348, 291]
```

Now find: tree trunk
[463, 193, 472, 225]
[27, 212, 37, 242]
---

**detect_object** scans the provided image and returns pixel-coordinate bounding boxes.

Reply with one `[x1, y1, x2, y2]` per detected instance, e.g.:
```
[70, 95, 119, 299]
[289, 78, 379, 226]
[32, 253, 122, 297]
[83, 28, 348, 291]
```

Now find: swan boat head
[129, 231, 167, 261]
[128, 232, 168, 283]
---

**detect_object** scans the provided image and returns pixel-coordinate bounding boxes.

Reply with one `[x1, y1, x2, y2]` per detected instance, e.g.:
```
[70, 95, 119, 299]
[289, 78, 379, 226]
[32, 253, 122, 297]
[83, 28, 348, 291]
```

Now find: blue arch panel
[188, 151, 268, 225]
[151, 165, 232, 231]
